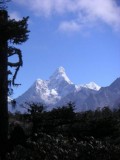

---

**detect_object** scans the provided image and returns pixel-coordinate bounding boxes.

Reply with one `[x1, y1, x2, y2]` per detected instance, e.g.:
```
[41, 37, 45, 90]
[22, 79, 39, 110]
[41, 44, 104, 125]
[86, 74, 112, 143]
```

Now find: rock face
[14, 67, 120, 112]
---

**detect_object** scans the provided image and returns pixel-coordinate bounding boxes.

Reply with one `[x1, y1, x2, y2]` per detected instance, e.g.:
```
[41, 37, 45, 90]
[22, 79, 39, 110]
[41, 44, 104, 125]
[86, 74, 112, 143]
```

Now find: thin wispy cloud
[9, 11, 21, 21]
[58, 20, 81, 32]
[13, 0, 120, 32]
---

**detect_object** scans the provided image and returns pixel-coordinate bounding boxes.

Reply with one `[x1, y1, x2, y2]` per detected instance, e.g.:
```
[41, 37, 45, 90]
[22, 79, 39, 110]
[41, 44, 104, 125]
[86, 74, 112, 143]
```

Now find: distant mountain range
[11, 67, 120, 113]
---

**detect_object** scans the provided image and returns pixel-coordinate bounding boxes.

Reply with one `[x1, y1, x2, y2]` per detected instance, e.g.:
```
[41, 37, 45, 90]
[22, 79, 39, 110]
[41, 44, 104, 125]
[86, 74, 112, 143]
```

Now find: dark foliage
[0, 3, 29, 159]
[0, 0, 10, 10]
[7, 104, 120, 160]
[8, 123, 26, 153]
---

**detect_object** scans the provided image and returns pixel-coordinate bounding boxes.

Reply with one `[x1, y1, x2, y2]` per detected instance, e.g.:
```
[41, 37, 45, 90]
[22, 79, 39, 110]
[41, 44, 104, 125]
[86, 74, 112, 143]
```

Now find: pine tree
[0, 1, 29, 158]
[0, 0, 10, 10]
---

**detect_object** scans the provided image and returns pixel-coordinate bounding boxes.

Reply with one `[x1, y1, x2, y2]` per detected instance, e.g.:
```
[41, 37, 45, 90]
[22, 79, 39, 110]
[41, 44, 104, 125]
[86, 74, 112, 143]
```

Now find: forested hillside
[7, 103, 120, 160]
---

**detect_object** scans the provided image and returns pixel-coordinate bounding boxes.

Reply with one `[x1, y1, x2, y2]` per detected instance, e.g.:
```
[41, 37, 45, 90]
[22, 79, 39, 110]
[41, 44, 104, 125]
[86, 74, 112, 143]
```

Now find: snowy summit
[49, 66, 73, 85]
[82, 82, 101, 91]
[13, 67, 120, 113]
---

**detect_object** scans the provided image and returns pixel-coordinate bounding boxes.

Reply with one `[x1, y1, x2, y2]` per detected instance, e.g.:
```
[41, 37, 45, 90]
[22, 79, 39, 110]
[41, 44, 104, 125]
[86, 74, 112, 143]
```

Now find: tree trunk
[0, 10, 8, 159]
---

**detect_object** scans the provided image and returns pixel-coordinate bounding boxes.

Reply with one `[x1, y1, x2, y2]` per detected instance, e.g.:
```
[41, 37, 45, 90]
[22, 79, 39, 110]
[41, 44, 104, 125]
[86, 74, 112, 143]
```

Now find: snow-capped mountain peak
[35, 79, 48, 88]
[83, 82, 101, 91]
[56, 66, 65, 73]
[14, 67, 120, 113]
[49, 66, 73, 85]
[76, 82, 101, 91]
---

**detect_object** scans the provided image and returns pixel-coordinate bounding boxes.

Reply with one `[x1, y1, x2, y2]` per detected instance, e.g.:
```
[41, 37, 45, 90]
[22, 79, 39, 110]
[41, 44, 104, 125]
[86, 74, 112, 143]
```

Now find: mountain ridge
[13, 67, 120, 113]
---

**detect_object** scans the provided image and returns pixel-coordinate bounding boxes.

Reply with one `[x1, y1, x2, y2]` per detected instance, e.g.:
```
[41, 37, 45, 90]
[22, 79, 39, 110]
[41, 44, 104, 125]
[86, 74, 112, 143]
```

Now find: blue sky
[8, 0, 120, 98]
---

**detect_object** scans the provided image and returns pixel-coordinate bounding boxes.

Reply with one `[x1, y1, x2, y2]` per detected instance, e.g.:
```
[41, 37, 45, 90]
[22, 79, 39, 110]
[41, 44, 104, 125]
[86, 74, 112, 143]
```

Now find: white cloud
[13, 0, 77, 16]
[59, 20, 81, 32]
[77, 0, 120, 31]
[13, 0, 120, 31]
[9, 11, 21, 21]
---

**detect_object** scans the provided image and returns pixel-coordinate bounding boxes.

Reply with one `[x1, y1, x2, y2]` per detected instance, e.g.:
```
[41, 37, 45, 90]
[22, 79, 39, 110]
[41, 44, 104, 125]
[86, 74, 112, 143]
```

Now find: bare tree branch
[7, 47, 23, 86]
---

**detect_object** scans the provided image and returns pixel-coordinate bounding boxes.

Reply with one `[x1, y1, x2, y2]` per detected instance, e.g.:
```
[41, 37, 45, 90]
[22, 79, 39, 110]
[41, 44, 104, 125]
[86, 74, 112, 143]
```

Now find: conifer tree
[0, 1, 29, 159]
